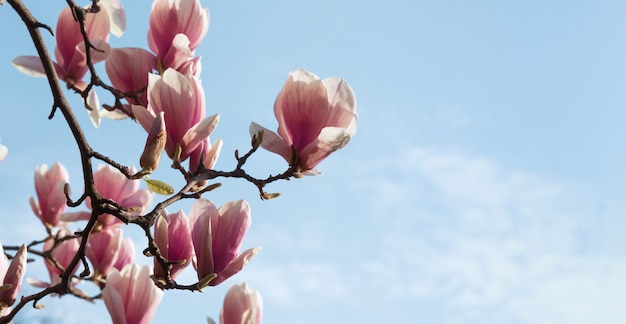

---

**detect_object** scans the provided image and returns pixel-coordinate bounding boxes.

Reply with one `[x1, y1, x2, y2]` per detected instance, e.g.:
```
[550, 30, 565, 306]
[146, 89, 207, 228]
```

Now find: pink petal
[211, 200, 251, 273]
[99, 0, 126, 37]
[180, 113, 219, 160]
[131, 105, 157, 133]
[297, 126, 353, 171]
[275, 70, 330, 151]
[189, 199, 218, 278]
[249, 122, 291, 162]
[102, 283, 126, 324]
[161, 33, 193, 72]
[86, 89, 101, 128]
[321, 77, 358, 136]
[12, 56, 47, 78]
[212, 247, 260, 286]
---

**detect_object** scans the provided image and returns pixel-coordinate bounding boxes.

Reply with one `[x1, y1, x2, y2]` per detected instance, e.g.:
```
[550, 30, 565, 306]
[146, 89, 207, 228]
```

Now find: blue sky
[2, 0, 626, 323]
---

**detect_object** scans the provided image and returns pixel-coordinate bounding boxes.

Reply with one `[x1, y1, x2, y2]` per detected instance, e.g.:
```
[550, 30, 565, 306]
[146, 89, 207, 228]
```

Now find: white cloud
[350, 147, 626, 323]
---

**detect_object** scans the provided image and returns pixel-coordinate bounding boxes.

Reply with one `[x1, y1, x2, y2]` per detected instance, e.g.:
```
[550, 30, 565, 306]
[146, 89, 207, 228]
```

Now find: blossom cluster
[2, 0, 357, 323]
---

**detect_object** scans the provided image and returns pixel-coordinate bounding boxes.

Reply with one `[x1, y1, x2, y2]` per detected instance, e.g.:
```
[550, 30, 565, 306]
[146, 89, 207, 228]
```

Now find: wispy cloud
[335, 146, 626, 323]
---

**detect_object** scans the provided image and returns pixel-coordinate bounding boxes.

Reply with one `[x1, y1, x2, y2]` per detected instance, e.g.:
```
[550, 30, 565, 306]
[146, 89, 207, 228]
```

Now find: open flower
[29, 162, 69, 230]
[147, 0, 209, 71]
[103, 264, 163, 324]
[63, 165, 152, 228]
[86, 227, 126, 281]
[250, 69, 357, 174]
[189, 199, 259, 286]
[28, 228, 80, 288]
[132, 68, 219, 162]
[13, 6, 111, 90]
[93, 165, 152, 228]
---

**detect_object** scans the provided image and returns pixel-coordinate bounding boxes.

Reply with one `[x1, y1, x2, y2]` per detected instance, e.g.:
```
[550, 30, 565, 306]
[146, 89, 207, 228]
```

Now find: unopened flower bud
[140, 112, 166, 173]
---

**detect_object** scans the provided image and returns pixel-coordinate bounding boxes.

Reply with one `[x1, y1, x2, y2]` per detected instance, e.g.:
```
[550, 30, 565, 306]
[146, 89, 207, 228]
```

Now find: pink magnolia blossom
[250, 69, 357, 174]
[86, 227, 126, 281]
[105, 47, 157, 107]
[219, 283, 263, 324]
[29, 162, 69, 230]
[147, 0, 209, 71]
[0, 143, 7, 162]
[0, 244, 27, 308]
[102, 264, 163, 324]
[153, 211, 194, 279]
[92, 165, 152, 228]
[64, 165, 153, 228]
[189, 199, 260, 286]
[132, 68, 219, 162]
[13, 6, 111, 90]
[29, 228, 81, 288]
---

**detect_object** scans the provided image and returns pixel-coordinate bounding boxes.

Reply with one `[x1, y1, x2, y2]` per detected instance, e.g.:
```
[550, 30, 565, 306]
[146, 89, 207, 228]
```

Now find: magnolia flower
[105, 47, 157, 107]
[147, 0, 209, 71]
[132, 69, 219, 162]
[153, 211, 194, 280]
[219, 283, 263, 324]
[63, 165, 152, 228]
[29, 228, 80, 288]
[250, 69, 357, 174]
[13, 6, 111, 90]
[0, 143, 7, 162]
[86, 227, 125, 281]
[0, 244, 27, 309]
[189, 199, 260, 286]
[92, 165, 152, 228]
[103, 264, 163, 324]
[29, 162, 69, 230]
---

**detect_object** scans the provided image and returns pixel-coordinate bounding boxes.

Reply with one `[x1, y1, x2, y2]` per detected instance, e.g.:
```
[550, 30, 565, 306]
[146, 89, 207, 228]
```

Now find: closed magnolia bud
[140, 111, 166, 173]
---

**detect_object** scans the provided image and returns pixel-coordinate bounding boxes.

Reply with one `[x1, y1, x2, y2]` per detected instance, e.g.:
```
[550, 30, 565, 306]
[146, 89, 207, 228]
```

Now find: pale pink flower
[103, 264, 163, 324]
[132, 68, 219, 162]
[220, 283, 263, 324]
[147, 0, 209, 70]
[0, 244, 27, 308]
[13, 6, 111, 90]
[105, 47, 157, 107]
[153, 211, 194, 279]
[86, 227, 125, 280]
[189, 199, 260, 286]
[29, 228, 81, 288]
[29, 162, 69, 230]
[250, 69, 357, 174]
[113, 237, 135, 272]
[92, 165, 152, 228]
[0, 143, 7, 162]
